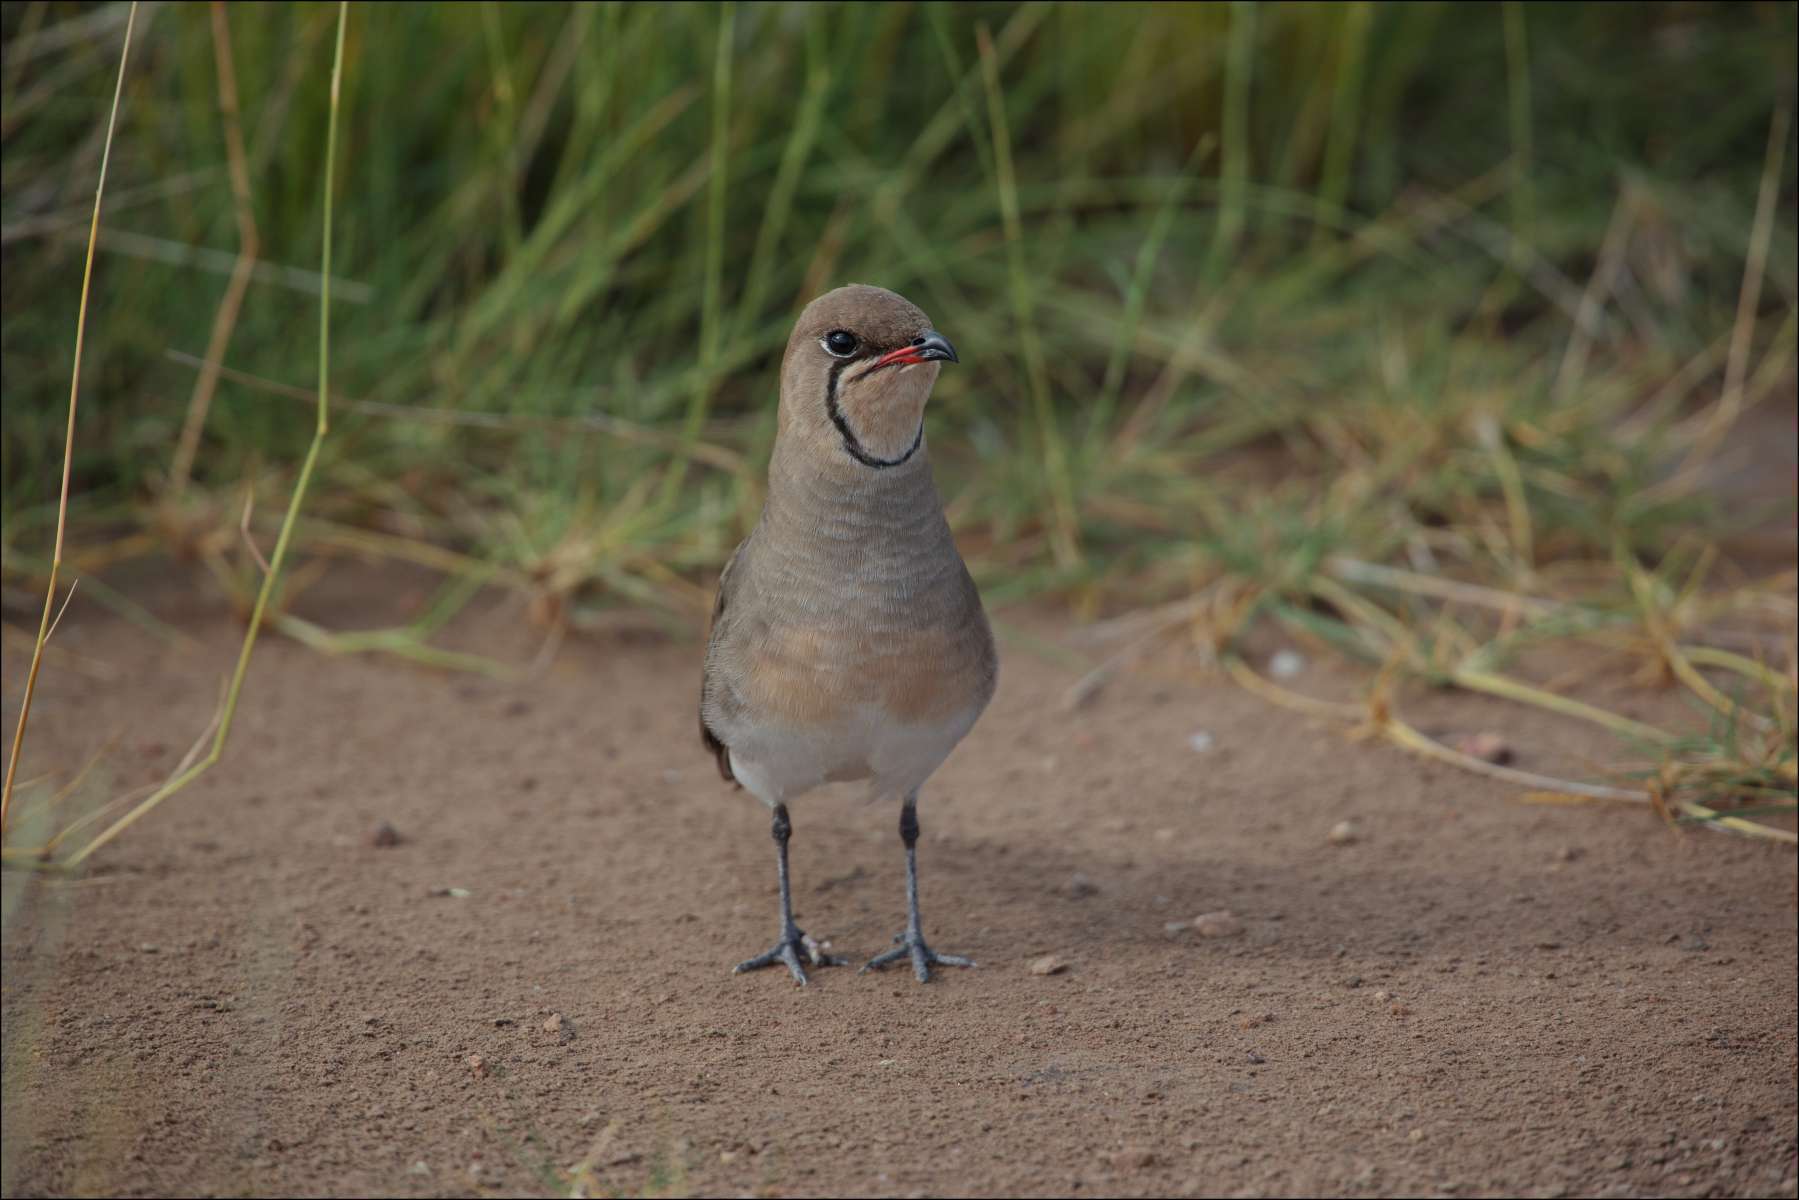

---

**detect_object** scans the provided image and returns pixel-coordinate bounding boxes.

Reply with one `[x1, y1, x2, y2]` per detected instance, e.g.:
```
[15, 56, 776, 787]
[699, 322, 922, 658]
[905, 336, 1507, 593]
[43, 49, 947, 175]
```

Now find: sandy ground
[2, 564, 1795, 1199]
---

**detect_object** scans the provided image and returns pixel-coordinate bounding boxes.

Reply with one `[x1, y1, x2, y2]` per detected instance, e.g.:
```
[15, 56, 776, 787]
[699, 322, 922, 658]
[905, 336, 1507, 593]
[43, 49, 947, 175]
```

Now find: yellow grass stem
[1553, 186, 1634, 404]
[63, 2, 351, 869]
[1378, 713, 1650, 802]
[1, 2, 138, 841]
[1675, 800, 1798, 845]
[1629, 568, 1777, 732]
[168, 1, 261, 499]
[1221, 655, 1363, 721]
[1324, 556, 1561, 620]
[1473, 412, 1535, 575]
[1307, 575, 1413, 659]
[1447, 666, 1675, 745]
[271, 615, 514, 679]
[1680, 646, 1794, 694]
[1680, 104, 1790, 471]
[1227, 654, 1790, 843]
[304, 524, 533, 589]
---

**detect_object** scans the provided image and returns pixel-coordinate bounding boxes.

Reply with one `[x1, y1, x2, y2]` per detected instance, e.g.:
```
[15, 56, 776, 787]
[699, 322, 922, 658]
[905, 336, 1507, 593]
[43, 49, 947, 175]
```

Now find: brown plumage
[699, 284, 996, 985]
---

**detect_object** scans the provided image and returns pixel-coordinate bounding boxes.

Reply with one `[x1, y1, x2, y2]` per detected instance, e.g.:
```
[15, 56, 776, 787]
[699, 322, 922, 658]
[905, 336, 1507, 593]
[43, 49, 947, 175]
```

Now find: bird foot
[732, 926, 845, 986]
[860, 931, 976, 983]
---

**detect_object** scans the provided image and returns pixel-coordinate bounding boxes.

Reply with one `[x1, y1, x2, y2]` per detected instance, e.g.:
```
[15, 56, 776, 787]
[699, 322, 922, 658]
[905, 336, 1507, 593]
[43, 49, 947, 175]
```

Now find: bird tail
[700, 716, 737, 785]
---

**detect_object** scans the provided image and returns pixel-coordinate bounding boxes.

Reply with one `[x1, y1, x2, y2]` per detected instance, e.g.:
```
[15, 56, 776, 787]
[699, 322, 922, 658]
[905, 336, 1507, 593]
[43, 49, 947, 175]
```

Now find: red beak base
[874, 346, 929, 369]
[872, 329, 958, 371]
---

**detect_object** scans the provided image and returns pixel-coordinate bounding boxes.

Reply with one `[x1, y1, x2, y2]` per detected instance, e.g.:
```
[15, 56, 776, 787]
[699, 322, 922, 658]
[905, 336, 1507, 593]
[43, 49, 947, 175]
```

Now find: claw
[734, 926, 845, 985]
[860, 933, 976, 983]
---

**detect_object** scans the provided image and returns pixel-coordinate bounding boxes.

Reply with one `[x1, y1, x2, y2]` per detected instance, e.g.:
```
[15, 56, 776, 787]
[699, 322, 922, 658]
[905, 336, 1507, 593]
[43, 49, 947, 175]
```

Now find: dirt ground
[2, 563, 1795, 1199]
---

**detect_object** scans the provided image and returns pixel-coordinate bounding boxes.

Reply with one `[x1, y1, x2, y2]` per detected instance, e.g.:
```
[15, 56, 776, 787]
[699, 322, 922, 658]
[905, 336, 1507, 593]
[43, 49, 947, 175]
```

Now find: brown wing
[699, 538, 747, 784]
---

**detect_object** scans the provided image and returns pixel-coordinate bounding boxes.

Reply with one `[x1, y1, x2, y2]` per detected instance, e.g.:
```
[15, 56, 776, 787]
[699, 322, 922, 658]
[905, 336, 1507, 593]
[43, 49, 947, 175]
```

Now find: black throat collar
[824, 359, 923, 469]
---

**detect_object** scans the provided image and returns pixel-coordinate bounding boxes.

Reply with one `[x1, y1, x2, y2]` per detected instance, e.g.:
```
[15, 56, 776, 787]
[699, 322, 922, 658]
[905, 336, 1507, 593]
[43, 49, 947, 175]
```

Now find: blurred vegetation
[1, 1, 1796, 845]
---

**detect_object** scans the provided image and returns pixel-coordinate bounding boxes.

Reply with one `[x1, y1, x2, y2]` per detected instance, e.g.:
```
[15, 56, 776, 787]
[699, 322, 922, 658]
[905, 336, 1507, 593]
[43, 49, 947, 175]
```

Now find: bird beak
[873, 329, 959, 370]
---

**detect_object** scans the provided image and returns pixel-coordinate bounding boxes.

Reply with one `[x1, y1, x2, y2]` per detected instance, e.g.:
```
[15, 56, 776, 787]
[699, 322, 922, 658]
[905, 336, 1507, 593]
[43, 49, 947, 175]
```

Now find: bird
[700, 283, 998, 985]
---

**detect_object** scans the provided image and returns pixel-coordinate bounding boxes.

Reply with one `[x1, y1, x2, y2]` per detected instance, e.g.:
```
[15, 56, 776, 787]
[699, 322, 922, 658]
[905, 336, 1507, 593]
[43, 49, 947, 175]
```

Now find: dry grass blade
[1378, 714, 1650, 803]
[238, 488, 270, 576]
[1325, 556, 1562, 620]
[1553, 185, 1635, 404]
[1447, 666, 1675, 746]
[1221, 655, 1364, 721]
[1221, 656, 1774, 825]
[1676, 800, 1798, 845]
[1062, 602, 1201, 712]
[271, 614, 516, 678]
[60, 1, 351, 869]
[1, 1, 138, 841]
[1679, 104, 1790, 473]
[162, 350, 748, 476]
[39, 579, 82, 647]
[1681, 646, 1794, 694]
[32, 684, 225, 860]
[1, 619, 118, 681]
[167, 1, 260, 500]
[1633, 618, 1777, 736]
[1472, 412, 1534, 578]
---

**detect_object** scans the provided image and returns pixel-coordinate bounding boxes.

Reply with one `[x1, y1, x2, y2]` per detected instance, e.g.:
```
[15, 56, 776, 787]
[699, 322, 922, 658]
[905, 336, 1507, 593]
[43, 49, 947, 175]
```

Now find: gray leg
[733, 803, 845, 985]
[861, 794, 976, 983]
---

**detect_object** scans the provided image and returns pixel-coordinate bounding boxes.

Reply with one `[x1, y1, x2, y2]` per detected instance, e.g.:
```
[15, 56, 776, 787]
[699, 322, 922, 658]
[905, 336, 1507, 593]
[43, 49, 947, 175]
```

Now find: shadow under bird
[700, 284, 998, 985]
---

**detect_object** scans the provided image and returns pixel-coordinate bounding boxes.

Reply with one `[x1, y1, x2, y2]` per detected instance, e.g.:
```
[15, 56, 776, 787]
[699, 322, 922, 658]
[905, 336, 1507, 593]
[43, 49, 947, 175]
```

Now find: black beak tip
[913, 329, 959, 364]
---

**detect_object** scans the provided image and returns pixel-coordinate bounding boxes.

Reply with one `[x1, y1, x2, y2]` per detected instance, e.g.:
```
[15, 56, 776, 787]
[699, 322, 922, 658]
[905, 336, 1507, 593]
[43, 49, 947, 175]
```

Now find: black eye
[822, 330, 859, 357]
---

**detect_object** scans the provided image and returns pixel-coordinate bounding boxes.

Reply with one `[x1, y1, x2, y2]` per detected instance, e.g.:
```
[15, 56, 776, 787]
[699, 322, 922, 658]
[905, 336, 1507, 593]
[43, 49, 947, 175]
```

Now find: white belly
[726, 702, 982, 806]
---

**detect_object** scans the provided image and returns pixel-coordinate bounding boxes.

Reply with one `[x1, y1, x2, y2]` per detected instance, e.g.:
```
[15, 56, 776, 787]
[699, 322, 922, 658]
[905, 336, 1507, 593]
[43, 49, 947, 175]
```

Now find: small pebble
[1063, 874, 1099, 900]
[1029, 954, 1068, 976]
[1269, 649, 1306, 679]
[1194, 911, 1244, 938]
[1247, 1050, 1266, 1065]
[1327, 820, 1358, 845]
[543, 1012, 575, 1042]
[466, 1054, 487, 1077]
[408, 1161, 431, 1176]
[1449, 732, 1512, 764]
[1112, 1147, 1157, 1170]
[1374, 990, 1392, 1002]
[1187, 731, 1215, 753]
[370, 821, 402, 848]
[1163, 921, 1191, 938]
[1409, 1129, 1425, 1143]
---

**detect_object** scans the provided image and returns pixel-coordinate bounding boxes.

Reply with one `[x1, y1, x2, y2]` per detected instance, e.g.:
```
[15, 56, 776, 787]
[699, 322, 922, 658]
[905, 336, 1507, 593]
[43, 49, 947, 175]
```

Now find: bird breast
[741, 616, 994, 726]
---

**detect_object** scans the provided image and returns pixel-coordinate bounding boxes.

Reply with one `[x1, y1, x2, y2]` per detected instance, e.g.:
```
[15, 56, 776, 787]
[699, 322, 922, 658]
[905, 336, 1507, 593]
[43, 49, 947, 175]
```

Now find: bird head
[778, 284, 958, 470]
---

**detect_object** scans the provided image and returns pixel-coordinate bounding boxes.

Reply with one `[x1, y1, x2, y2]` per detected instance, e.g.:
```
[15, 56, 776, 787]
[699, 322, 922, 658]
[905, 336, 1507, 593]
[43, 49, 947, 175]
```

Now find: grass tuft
[2, 3, 1794, 855]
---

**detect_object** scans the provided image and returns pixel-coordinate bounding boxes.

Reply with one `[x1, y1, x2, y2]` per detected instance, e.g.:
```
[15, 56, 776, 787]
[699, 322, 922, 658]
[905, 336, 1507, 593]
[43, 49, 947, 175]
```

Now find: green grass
[2, 1, 1796, 850]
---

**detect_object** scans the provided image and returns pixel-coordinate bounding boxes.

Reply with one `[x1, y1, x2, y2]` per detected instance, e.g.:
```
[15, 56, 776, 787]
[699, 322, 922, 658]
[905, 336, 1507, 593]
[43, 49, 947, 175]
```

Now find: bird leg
[861, 794, 976, 983]
[733, 803, 844, 985]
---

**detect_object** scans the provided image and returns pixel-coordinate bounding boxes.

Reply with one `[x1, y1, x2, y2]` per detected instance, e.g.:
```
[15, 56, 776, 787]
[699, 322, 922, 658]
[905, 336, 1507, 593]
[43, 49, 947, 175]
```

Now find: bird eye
[821, 330, 859, 357]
